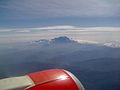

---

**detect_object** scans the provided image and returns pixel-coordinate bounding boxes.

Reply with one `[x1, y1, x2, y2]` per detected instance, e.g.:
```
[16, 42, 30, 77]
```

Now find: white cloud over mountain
[104, 41, 120, 48]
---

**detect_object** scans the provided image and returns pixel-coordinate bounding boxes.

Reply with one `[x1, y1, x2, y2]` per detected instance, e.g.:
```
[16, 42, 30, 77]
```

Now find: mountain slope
[0, 36, 120, 90]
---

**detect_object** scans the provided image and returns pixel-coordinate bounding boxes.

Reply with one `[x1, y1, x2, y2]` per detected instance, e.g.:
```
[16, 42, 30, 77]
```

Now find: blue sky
[0, 0, 120, 43]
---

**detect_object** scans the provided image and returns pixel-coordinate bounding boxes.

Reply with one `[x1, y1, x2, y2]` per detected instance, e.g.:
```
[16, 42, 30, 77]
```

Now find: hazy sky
[0, 0, 120, 43]
[0, 0, 120, 27]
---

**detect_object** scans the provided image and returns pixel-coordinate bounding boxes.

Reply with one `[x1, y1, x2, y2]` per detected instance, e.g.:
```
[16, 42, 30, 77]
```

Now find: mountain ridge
[33, 36, 120, 48]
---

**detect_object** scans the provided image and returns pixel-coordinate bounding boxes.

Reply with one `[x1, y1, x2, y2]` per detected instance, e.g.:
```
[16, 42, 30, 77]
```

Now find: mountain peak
[51, 36, 75, 43]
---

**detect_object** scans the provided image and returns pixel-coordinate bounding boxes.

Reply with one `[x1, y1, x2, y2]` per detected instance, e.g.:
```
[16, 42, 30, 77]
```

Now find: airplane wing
[0, 69, 85, 90]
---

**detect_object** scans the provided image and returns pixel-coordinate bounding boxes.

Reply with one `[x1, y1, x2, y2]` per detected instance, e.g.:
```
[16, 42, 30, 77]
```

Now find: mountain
[33, 36, 76, 45]
[51, 36, 76, 43]
[0, 36, 120, 90]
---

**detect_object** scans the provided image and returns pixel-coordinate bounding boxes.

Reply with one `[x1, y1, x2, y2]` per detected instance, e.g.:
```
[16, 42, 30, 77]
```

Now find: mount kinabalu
[34, 36, 120, 48]
[0, 36, 120, 90]
[34, 36, 76, 45]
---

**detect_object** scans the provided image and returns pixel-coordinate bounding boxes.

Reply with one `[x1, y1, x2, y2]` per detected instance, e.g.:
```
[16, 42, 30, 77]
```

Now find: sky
[0, 0, 120, 43]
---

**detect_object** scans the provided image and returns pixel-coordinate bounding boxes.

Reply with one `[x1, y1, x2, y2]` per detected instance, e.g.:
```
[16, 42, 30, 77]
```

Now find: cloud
[32, 26, 120, 32]
[0, 26, 120, 33]
[32, 25, 75, 30]
[104, 41, 120, 48]
[0, 0, 120, 19]
[82, 27, 120, 31]
[74, 39, 99, 44]
[0, 28, 30, 33]
[0, 26, 120, 44]
[0, 29, 14, 32]
[16, 30, 30, 33]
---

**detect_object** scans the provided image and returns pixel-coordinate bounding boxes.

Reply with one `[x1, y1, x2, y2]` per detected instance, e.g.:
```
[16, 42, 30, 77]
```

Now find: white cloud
[104, 40, 120, 48]
[0, 29, 14, 32]
[32, 25, 75, 30]
[83, 27, 120, 31]
[74, 39, 99, 44]
[0, 26, 120, 44]
[32, 26, 120, 32]
[16, 30, 30, 32]
[0, 26, 120, 33]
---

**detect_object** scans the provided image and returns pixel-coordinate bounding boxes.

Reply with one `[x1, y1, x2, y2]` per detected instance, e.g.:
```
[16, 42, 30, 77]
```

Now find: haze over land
[0, 36, 120, 90]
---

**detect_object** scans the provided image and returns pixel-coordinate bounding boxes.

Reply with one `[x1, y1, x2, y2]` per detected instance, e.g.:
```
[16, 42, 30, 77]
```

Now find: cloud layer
[0, 26, 120, 43]
[1, 26, 120, 32]
[0, 0, 120, 19]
